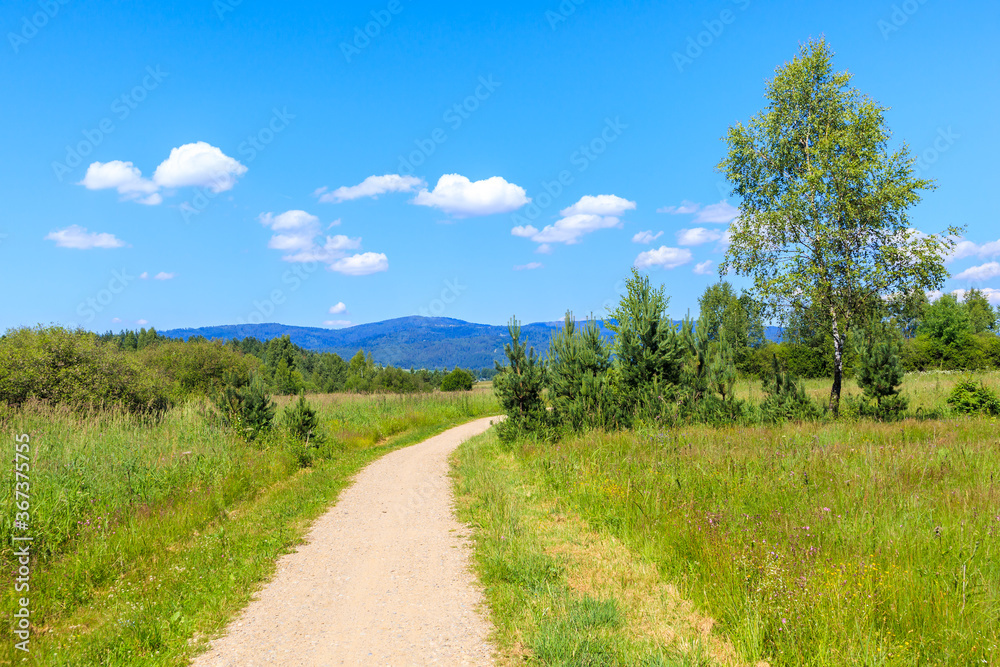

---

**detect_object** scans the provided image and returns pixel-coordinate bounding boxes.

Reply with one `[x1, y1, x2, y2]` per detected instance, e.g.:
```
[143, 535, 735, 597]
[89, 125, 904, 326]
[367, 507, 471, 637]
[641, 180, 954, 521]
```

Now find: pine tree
[547, 312, 612, 430]
[493, 317, 546, 440]
[852, 320, 908, 420]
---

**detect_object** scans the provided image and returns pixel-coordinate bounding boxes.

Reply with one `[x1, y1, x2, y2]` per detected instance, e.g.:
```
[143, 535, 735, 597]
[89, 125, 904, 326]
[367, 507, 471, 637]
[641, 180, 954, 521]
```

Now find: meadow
[0, 391, 498, 666]
[456, 372, 1000, 665]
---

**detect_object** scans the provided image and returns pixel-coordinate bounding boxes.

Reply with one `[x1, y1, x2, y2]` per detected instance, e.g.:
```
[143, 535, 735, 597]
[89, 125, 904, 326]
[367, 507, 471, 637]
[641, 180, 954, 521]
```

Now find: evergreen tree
[493, 317, 546, 440]
[851, 320, 907, 420]
[546, 312, 613, 430]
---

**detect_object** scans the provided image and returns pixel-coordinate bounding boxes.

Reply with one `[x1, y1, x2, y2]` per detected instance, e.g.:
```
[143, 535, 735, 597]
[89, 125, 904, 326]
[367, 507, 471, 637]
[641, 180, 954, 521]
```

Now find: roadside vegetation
[473, 39, 1000, 665]
[0, 326, 497, 665]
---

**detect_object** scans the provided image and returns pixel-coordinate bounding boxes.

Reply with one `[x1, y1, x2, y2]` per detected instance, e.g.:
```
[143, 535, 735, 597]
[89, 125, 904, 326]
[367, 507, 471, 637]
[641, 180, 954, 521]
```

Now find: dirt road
[191, 417, 498, 666]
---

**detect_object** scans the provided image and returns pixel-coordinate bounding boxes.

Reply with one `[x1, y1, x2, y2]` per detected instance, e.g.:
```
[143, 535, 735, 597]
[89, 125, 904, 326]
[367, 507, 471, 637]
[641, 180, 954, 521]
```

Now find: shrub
[946, 379, 1000, 416]
[139, 340, 259, 399]
[851, 321, 908, 421]
[0, 326, 169, 415]
[759, 355, 822, 423]
[441, 368, 475, 392]
[493, 318, 548, 442]
[213, 373, 276, 441]
[546, 313, 615, 430]
[283, 393, 323, 466]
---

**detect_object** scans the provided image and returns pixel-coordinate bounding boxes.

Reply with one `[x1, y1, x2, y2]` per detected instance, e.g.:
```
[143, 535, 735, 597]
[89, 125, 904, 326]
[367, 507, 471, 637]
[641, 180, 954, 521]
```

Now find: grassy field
[0, 391, 498, 666]
[456, 372, 1000, 665]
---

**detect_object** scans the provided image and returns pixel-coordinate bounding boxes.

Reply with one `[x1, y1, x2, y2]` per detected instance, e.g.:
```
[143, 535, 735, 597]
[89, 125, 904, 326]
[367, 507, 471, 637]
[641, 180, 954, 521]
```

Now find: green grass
[453, 430, 742, 666]
[504, 415, 1000, 665]
[0, 391, 497, 666]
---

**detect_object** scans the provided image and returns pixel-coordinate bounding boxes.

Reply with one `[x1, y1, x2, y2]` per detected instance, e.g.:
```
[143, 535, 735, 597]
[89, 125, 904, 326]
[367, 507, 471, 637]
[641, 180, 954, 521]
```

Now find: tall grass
[0, 391, 497, 666]
[512, 416, 1000, 665]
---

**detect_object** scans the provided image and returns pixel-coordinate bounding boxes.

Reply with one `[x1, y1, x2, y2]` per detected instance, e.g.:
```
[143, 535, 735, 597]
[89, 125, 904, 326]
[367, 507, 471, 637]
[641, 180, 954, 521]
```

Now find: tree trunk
[829, 309, 843, 416]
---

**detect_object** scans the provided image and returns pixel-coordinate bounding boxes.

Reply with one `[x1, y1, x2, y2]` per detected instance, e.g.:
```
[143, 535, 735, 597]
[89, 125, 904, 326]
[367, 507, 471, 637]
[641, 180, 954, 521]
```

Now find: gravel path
[191, 417, 498, 666]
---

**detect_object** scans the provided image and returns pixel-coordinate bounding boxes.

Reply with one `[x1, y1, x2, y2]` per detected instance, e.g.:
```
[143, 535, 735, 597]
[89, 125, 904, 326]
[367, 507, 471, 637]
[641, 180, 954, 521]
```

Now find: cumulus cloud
[413, 174, 530, 218]
[139, 272, 149, 279]
[260, 210, 386, 275]
[79, 142, 246, 204]
[323, 319, 353, 328]
[514, 262, 543, 271]
[632, 230, 663, 244]
[511, 194, 636, 248]
[79, 161, 161, 205]
[330, 252, 389, 276]
[693, 260, 714, 275]
[136, 319, 149, 326]
[953, 262, 1000, 282]
[948, 237, 1000, 263]
[560, 194, 636, 217]
[677, 227, 725, 246]
[634, 246, 693, 270]
[318, 174, 424, 203]
[535, 243, 552, 254]
[45, 225, 126, 249]
[658, 199, 739, 224]
[153, 272, 176, 280]
[152, 141, 248, 193]
[329, 302, 348, 314]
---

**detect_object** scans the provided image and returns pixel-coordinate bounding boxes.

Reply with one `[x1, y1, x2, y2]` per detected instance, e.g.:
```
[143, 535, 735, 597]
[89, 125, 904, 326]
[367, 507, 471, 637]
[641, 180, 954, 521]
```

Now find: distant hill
[161, 317, 781, 370]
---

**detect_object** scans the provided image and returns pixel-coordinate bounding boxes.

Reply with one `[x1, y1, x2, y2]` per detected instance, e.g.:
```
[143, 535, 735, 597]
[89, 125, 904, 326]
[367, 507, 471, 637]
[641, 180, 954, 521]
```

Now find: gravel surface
[190, 417, 498, 666]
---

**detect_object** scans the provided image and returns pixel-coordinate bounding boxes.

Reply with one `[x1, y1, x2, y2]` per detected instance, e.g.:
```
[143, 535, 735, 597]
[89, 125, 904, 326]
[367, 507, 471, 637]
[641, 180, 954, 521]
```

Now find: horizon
[3, 1, 998, 332]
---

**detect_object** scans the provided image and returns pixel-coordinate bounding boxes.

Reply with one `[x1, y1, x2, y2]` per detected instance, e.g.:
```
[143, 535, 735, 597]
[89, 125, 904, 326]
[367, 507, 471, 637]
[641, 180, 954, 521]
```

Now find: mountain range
[161, 317, 781, 370]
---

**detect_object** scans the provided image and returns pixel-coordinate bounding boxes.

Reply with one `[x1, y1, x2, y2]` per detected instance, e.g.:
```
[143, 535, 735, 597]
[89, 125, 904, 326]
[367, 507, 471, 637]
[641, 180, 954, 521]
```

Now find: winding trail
[191, 417, 498, 666]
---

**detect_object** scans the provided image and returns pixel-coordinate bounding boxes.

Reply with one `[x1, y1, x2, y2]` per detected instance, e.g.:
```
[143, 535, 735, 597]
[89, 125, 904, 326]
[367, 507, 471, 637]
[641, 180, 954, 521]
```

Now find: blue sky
[2, 0, 998, 332]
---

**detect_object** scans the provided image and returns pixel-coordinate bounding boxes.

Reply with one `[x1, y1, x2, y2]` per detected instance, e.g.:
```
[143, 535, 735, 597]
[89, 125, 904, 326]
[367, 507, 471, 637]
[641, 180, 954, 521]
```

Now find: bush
[139, 339, 259, 399]
[283, 393, 323, 466]
[851, 321, 908, 421]
[213, 373, 276, 441]
[759, 355, 822, 423]
[0, 326, 169, 415]
[946, 379, 1000, 416]
[441, 368, 475, 392]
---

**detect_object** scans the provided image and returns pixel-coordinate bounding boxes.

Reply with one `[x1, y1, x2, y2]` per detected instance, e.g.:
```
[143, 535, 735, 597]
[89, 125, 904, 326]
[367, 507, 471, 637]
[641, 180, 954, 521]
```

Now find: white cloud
[45, 225, 126, 249]
[693, 260, 714, 275]
[560, 194, 636, 217]
[78, 161, 160, 205]
[329, 252, 389, 276]
[953, 262, 1000, 282]
[514, 262, 543, 271]
[323, 319, 353, 328]
[319, 174, 424, 203]
[413, 174, 530, 218]
[657, 200, 699, 214]
[511, 194, 635, 248]
[153, 272, 176, 280]
[79, 142, 246, 205]
[260, 210, 384, 274]
[511, 225, 539, 238]
[657, 199, 739, 224]
[136, 319, 149, 326]
[634, 246, 693, 270]
[139, 272, 149, 280]
[152, 141, 247, 193]
[535, 243, 552, 254]
[329, 302, 348, 314]
[632, 230, 663, 244]
[676, 227, 725, 246]
[948, 237, 1000, 263]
